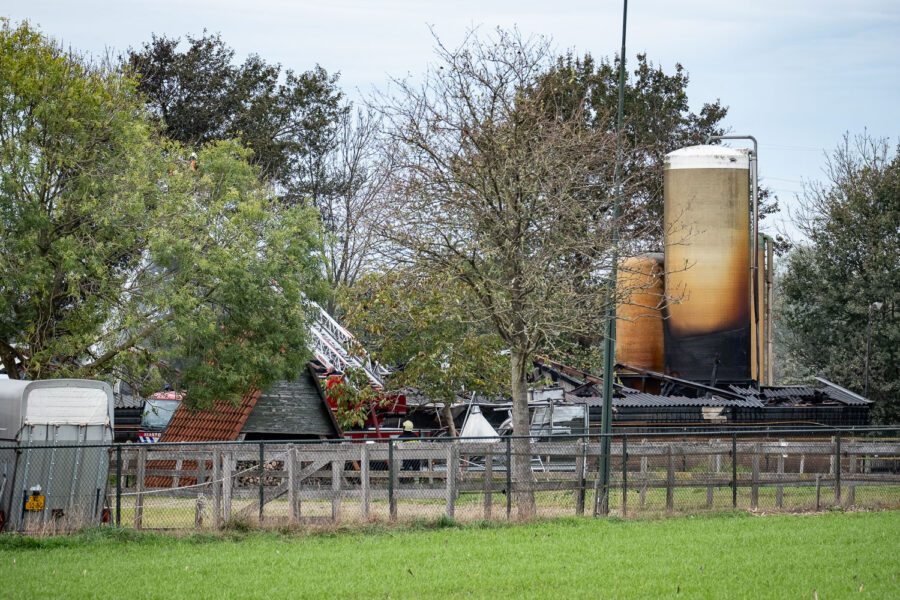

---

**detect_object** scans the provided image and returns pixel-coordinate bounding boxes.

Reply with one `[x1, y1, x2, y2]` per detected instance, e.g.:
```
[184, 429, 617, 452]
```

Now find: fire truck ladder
[307, 301, 385, 389]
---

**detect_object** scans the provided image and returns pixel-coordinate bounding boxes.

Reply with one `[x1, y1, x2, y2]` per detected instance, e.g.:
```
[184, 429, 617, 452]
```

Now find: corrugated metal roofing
[114, 392, 144, 409]
[763, 387, 817, 399]
[565, 393, 763, 408]
[728, 385, 758, 396]
[614, 394, 764, 408]
[820, 386, 871, 406]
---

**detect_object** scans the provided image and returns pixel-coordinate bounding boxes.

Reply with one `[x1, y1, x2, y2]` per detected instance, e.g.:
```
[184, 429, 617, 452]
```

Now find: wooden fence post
[197, 452, 207, 487]
[639, 443, 648, 508]
[666, 445, 674, 512]
[287, 445, 298, 524]
[751, 444, 760, 510]
[212, 449, 222, 529]
[194, 495, 205, 529]
[847, 452, 856, 506]
[389, 441, 398, 521]
[483, 449, 493, 520]
[331, 458, 343, 522]
[776, 441, 785, 509]
[360, 444, 370, 521]
[707, 440, 716, 508]
[833, 434, 842, 505]
[446, 443, 458, 520]
[222, 451, 233, 523]
[815, 475, 822, 511]
[134, 448, 146, 530]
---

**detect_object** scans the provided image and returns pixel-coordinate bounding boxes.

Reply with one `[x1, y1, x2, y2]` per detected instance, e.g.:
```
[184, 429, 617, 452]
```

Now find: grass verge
[1, 511, 898, 599]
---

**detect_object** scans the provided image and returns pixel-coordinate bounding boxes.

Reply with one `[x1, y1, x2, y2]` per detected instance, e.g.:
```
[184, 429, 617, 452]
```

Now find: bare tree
[316, 106, 395, 311]
[379, 28, 637, 518]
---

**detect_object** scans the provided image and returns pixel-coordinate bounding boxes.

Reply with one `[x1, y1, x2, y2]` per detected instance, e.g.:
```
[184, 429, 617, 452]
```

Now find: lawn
[1, 511, 898, 599]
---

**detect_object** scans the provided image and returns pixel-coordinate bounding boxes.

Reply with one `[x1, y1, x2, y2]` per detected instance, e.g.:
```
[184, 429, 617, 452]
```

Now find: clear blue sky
[5, 0, 899, 242]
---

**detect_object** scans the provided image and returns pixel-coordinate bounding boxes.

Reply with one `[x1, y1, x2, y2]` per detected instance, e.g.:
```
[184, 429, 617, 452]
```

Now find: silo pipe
[706, 134, 760, 387]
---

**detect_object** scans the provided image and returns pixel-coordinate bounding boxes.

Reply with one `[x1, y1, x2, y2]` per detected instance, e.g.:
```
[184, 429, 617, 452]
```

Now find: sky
[4, 0, 899, 242]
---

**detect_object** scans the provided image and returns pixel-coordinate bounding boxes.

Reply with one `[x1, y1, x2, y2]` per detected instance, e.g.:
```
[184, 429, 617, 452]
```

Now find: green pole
[598, 0, 628, 517]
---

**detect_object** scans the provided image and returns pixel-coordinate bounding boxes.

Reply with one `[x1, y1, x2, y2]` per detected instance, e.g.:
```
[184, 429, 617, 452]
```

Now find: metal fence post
[212, 449, 222, 530]
[505, 436, 512, 521]
[258, 442, 265, 522]
[575, 437, 586, 516]
[732, 433, 737, 509]
[621, 435, 628, 518]
[751, 444, 760, 510]
[388, 440, 396, 521]
[834, 433, 842, 505]
[115, 445, 122, 527]
[483, 448, 494, 520]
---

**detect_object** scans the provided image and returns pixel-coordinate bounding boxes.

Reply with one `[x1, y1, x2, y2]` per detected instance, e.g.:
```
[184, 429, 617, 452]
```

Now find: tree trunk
[0, 342, 21, 379]
[442, 403, 457, 437]
[510, 348, 536, 519]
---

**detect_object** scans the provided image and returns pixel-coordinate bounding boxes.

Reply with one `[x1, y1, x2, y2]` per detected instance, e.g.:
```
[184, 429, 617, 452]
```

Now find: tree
[0, 21, 325, 408]
[779, 134, 899, 423]
[126, 32, 346, 206]
[379, 28, 638, 517]
[128, 34, 392, 307]
[536, 53, 781, 246]
[341, 268, 508, 435]
[319, 107, 395, 311]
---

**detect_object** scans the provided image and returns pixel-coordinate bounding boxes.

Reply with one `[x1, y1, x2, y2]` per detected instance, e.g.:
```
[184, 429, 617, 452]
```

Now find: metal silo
[615, 253, 665, 374]
[663, 145, 751, 383]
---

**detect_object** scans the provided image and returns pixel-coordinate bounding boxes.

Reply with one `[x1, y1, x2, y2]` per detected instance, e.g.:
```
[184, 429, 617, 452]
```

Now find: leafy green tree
[0, 21, 325, 408]
[535, 53, 734, 242]
[779, 134, 899, 422]
[128, 34, 393, 309]
[126, 32, 346, 206]
[340, 269, 508, 435]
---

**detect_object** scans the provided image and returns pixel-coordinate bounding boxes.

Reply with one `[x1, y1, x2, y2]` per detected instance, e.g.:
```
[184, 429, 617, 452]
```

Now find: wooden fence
[110, 437, 900, 529]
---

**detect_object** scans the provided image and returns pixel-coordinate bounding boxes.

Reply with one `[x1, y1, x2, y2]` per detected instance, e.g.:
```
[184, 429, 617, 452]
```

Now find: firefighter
[398, 420, 421, 473]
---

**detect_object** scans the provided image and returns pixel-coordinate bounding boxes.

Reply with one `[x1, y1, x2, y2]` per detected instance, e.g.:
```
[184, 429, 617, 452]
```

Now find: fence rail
[3, 429, 899, 533]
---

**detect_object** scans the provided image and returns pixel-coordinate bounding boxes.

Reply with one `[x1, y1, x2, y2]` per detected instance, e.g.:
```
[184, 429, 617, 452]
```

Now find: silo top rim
[665, 145, 750, 170]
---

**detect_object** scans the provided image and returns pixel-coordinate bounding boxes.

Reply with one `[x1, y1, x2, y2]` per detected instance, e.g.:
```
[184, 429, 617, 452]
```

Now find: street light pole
[865, 301, 883, 398]
[596, 0, 628, 517]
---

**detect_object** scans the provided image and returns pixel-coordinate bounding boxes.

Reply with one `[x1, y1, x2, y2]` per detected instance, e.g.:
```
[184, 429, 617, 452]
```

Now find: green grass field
[2, 511, 899, 599]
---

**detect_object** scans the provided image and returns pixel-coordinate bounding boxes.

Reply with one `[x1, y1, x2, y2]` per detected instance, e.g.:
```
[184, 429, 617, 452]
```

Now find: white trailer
[0, 379, 114, 531]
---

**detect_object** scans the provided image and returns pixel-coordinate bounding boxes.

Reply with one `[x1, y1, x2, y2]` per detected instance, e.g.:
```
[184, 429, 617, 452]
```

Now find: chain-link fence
[3, 428, 899, 533]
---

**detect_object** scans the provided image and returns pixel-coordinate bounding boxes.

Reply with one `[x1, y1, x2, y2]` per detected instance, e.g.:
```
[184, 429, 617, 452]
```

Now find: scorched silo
[615, 253, 665, 374]
[663, 145, 751, 383]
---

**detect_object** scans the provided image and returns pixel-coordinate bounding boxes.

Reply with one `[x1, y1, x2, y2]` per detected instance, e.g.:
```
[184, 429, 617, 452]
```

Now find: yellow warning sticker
[25, 494, 44, 511]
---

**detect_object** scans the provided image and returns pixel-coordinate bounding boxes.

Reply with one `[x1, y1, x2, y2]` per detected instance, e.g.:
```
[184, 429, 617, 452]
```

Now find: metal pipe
[864, 302, 883, 397]
[599, 0, 629, 519]
[766, 238, 775, 384]
[706, 134, 760, 386]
